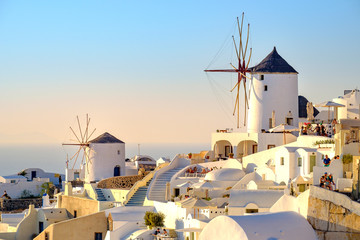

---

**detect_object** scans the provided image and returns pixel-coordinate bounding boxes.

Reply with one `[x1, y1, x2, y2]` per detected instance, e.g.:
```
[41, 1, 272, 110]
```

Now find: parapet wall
[97, 172, 149, 189]
[0, 198, 42, 211]
[307, 186, 360, 240]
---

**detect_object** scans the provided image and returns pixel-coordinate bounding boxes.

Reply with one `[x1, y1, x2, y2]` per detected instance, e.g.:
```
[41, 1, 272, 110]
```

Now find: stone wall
[307, 186, 360, 240]
[97, 172, 149, 189]
[0, 198, 42, 211]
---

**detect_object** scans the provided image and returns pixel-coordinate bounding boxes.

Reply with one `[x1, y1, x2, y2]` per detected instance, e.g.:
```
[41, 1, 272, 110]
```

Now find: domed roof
[250, 47, 298, 74]
[205, 168, 245, 181]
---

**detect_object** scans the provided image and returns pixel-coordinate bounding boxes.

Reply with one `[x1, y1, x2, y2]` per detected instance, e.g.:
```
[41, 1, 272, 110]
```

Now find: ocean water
[0, 142, 210, 176]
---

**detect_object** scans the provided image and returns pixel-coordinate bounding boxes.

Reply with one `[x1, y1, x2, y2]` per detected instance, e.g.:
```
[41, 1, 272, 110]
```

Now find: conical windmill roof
[89, 132, 124, 144]
[250, 47, 298, 74]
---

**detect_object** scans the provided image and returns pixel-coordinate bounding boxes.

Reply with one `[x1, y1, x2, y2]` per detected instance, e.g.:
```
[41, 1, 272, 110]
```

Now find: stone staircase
[125, 179, 152, 206]
[148, 167, 183, 202]
[95, 188, 107, 201]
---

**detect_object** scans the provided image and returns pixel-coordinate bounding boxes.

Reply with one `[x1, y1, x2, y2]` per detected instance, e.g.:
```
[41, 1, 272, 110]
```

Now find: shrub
[20, 190, 37, 199]
[144, 211, 165, 229]
[313, 139, 335, 146]
[342, 154, 353, 164]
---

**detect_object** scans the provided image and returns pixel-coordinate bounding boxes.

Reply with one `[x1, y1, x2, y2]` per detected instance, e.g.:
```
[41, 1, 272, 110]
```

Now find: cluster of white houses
[1, 47, 360, 240]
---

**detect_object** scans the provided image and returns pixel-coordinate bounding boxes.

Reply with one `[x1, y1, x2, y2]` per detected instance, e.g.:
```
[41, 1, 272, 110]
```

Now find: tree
[144, 211, 165, 229]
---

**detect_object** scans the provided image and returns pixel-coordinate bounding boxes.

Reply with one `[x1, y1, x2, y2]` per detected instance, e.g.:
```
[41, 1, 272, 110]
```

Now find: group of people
[153, 228, 168, 239]
[320, 172, 335, 190]
[301, 119, 338, 137]
[186, 166, 213, 174]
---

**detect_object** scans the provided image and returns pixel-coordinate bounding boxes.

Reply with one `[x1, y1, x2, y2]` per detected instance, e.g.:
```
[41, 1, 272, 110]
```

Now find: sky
[0, 0, 359, 148]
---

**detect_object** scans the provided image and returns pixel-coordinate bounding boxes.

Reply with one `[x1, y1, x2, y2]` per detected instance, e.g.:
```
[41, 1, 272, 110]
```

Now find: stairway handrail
[124, 162, 170, 205]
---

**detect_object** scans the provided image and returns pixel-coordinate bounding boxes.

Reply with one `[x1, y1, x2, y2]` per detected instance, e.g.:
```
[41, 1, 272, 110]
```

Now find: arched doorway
[236, 140, 258, 158]
[214, 140, 233, 158]
[114, 165, 121, 176]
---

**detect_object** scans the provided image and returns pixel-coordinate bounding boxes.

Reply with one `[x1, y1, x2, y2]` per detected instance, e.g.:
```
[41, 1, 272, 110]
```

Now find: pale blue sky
[0, 0, 359, 145]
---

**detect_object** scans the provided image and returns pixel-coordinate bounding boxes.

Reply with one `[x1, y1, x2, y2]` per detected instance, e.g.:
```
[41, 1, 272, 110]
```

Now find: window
[74, 210, 77, 218]
[39, 221, 44, 233]
[252, 145, 258, 154]
[117, 150, 120, 155]
[298, 157, 302, 167]
[260, 75, 264, 80]
[280, 157, 285, 165]
[286, 117, 293, 125]
[45, 232, 49, 240]
[267, 145, 275, 149]
[246, 209, 259, 213]
[10, 180, 16, 183]
[269, 118, 273, 129]
[264, 85, 268, 91]
[95, 232, 102, 240]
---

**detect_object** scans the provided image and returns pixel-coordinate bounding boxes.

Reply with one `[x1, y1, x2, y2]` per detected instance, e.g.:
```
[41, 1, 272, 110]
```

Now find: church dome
[205, 168, 245, 181]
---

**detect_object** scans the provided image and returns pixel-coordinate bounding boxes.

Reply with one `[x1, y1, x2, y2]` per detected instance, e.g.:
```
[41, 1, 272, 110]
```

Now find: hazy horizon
[0, 142, 210, 176]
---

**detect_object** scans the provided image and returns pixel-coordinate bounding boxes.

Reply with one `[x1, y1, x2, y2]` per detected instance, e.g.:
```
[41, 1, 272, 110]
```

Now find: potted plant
[229, 153, 234, 158]
[188, 153, 192, 159]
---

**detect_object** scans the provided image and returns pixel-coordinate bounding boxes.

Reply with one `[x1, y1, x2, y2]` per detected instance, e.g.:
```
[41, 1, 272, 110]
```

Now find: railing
[123, 162, 170, 205]
[182, 173, 207, 178]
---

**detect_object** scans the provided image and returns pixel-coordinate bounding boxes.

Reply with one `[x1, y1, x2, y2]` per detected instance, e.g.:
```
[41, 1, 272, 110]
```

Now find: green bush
[342, 154, 353, 164]
[313, 139, 335, 146]
[144, 211, 165, 229]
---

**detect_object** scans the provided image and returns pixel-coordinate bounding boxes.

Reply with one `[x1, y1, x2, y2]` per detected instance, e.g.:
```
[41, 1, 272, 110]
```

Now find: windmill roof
[89, 132, 124, 144]
[250, 47, 298, 74]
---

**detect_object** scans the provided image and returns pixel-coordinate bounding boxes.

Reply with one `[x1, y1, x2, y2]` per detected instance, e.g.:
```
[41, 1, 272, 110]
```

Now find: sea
[0, 142, 210, 176]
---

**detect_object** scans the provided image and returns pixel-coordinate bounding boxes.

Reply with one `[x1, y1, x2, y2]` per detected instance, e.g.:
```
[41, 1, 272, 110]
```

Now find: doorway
[114, 165, 120, 176]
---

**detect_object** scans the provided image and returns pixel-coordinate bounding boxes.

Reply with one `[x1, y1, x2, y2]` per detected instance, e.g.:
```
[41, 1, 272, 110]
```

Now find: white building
[199, 211, 317, 240]
[248, 47, 299, 133]
[86, 132, 126, 183]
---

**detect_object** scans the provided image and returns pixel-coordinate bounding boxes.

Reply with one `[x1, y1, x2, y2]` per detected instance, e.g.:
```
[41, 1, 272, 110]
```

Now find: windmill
[205, 12, 252, 128]
[62, 114, 96, 172]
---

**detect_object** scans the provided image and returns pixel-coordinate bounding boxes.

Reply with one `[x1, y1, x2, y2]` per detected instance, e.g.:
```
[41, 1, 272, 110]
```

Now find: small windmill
[205, 12, 252, 128]
[62, 114, 96, 172]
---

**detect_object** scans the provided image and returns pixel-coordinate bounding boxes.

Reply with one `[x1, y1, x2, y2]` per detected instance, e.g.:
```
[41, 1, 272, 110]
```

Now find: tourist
[163, 229, 168, 236]
[323, 155, 331, 167]
[315, 124, 320, 136]
[319, 176, 326, 188]
[1, 191, 11, 199]
[301, 126, 308, 135]
[328, 173, 335, 190]
[153, 228, 160, 239]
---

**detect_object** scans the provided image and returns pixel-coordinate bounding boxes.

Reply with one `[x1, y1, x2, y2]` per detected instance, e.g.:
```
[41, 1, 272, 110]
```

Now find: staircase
[95, 188, 107, 201]
[125, 178, 152, 206]
[148, 167, 183, 202]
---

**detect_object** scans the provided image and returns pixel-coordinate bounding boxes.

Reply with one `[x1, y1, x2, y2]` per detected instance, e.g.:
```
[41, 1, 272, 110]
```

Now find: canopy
[314, 101, 345, 108]
[269, 124, 298, 144]
[269, 124, 298, 133]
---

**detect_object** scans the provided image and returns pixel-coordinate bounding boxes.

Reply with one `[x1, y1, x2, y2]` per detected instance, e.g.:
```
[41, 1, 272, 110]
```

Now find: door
[310, 155, 316, 173]
[31, 171, 37, 180]
[114, 166, 120, 176]
[252, 144, 258, 154]
[174, 188, 180, 197]
[299, 184, 306, 192]
[39, 221, 44, 233]
[225, 146, 232, 157]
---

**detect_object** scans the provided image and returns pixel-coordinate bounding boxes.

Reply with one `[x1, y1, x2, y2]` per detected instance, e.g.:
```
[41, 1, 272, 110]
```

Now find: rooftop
[251, 47, 298, 74]
[89, 132, 124, 144]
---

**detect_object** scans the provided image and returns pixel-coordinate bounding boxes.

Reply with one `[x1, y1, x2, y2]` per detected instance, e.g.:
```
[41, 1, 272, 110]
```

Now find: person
[1, 191, 11, 199]
[301, 126, 308, 135]
[328, 173, 335, 190]
[163, 229, 168, 236]
[323, 155, 331, 167]
[153, 228, 160, 239]
[319, 175, 326, 188]
[323, 172, 330, 189]
[315, 124, 320, 136]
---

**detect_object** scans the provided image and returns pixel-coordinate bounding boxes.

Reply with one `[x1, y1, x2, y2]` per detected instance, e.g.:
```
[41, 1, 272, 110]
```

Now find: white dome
[205, 168, 245, 181]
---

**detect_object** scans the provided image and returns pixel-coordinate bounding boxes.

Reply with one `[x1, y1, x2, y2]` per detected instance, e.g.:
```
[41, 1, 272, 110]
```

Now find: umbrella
[269, 124, 298, 144]
[306, 102, 314, 121]
[314, 101, 345, 122]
